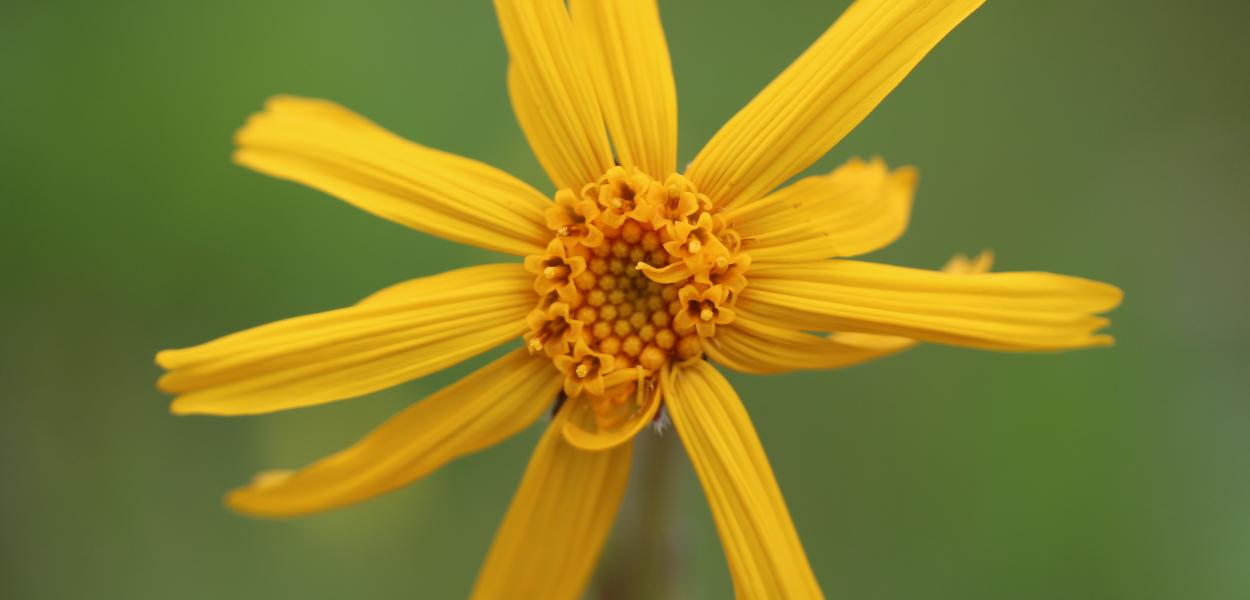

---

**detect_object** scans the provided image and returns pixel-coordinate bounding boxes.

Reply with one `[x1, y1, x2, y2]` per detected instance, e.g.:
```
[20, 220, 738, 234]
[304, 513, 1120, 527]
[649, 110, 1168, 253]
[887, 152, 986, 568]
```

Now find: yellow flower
[156, 0, 1122, 597]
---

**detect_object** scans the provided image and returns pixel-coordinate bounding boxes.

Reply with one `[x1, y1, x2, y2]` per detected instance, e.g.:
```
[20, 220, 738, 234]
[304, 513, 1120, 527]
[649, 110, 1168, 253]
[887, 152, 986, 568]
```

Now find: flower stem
[594, 429, 683, 599]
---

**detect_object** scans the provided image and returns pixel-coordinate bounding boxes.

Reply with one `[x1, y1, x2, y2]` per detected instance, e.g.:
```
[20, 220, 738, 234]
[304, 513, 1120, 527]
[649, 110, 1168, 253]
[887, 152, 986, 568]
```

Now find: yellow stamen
[688, 239, 702, 253]
[699, 307, 715, 321]
[575, 363, 591, 378]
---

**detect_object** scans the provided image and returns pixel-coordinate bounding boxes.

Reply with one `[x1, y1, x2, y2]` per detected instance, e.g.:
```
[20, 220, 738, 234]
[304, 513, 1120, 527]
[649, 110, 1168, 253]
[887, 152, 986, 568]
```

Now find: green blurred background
[3, 1, 1248, 598]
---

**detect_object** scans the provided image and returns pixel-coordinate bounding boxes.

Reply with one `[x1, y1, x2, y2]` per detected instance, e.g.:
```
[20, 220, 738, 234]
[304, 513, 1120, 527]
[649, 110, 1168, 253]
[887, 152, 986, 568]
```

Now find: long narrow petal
[226, 350, 560, 517]
[687, 0, 984, 207]
[710, 252, 993, 373]
[496, 0, 614, 191]
[508, 64, 571, 193]
[738, 260, 1123, 351]
[233, 96, 551, 256]
[472, 408, 633, 600]
[706, 315, 912, 375]
[570, 0, 678, 178]
[726, 157, 915, 261]
[157, 264, 533, 415]
[664, 361, 823, 598]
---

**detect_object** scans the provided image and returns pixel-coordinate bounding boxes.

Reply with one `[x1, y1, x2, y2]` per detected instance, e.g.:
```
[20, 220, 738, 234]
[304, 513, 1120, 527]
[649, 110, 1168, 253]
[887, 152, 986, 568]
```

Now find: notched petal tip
[941, 249, 994, 274]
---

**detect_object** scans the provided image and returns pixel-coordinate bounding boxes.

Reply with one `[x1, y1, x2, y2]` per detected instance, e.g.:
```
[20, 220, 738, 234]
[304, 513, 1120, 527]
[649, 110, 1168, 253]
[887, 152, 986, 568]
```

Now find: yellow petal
[710, 251, 993, 373]
[569, 0, 678, 178]
[508, 64, 572, 194]
[663, 361, 823, 598]
[706, 315, 911, 375]
[561, 379, 662, 451]
[727, 157, 916, 261]
[226, 349, 560, 517]
[687, 0, 985, 207]
[472, 406, 632, 600]
[234, 96, 551, 256]
[157, 264, 533, 415]
[739, 259, 1123, 351]
[496, 0, 614, 191]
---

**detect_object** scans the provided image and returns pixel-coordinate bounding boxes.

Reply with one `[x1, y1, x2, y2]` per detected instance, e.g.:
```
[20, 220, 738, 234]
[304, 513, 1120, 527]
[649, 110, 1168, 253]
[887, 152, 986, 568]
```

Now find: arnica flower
[157, 0, 1122, 597]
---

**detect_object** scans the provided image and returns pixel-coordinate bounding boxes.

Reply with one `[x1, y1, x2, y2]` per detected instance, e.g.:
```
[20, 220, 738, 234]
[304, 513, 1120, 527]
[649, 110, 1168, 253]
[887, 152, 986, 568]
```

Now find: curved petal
[496, 0, 614, 191]
[226, 350, 560, 517]
[663, 361, 823, 598]
[561, 379, 662, 451]
[157, 264, 533, 415]
[687, 0, 985, 207]
[710, 251, 993, 374]
[738, 259, 1123, 351]
[472, 406, 633, 600]
[726, 157, 915, 261]
[234, 96, 551, 256]
[570, 0, 678, 178]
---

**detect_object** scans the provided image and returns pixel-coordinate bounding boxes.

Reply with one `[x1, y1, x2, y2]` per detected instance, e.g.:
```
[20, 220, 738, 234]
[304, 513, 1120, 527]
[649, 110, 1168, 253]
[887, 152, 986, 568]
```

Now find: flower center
[524, 167, 748, 426]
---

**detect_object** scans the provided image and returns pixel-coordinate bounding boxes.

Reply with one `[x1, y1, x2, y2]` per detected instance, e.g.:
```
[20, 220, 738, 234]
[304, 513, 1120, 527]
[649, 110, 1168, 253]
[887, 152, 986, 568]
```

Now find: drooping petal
[234, 96, 551, 256]
[738, 259, 1123, 351]
[726, 157, 916, 261]
[569, 0, 678, 178]
[472, 407, 633, 600]
[709, 252, 993, 374]
[226, 349, 560, 517]
[157, 264, 533, 415]
[687, 0, 985, 207]
[663, 361, 823, 598]
[496, 0, 615, 191]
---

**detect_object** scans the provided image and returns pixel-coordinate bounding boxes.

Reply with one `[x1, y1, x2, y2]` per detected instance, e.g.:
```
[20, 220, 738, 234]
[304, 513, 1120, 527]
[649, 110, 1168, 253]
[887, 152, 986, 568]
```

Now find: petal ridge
[687, 0, 985, 207]
[226, 349, 560, 517]
[235, 96, 551, 256]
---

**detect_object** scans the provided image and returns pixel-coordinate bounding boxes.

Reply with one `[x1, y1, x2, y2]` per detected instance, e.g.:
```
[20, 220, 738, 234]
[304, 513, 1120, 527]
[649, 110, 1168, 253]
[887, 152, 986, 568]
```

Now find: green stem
[595, 429, 683, 600]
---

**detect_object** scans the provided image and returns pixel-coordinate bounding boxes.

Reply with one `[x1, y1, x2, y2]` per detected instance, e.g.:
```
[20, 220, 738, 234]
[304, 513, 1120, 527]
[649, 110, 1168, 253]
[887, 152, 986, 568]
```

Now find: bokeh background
[3, 1, 1248, 598]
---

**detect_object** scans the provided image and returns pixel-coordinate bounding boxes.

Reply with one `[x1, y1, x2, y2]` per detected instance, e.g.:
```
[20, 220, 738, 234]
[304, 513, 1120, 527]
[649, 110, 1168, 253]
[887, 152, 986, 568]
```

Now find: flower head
[157, 0, 1121, 597]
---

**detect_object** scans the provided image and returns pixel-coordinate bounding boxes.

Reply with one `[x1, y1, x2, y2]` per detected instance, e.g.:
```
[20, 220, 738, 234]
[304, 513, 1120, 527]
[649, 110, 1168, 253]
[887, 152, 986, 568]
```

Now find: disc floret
[524, 167, 747, 431]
